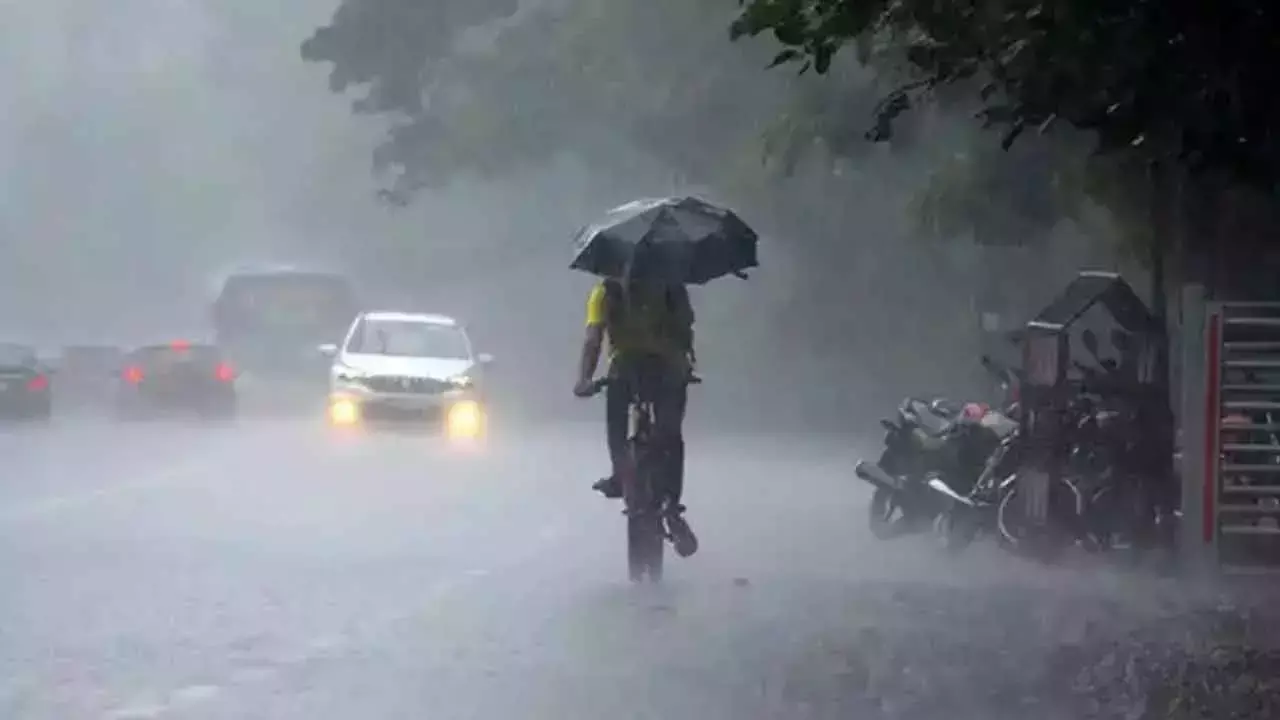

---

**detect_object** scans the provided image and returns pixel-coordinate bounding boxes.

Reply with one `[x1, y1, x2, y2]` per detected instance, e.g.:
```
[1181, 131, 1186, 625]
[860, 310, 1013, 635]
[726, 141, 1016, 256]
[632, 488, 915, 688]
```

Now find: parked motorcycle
[855, 381, 1006, 541]
[926, 356, 1023, 552]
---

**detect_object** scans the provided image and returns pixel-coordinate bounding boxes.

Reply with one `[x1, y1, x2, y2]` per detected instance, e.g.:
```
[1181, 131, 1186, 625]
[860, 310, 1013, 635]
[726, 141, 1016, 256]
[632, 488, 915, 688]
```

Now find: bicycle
[584, 372, 700, 583]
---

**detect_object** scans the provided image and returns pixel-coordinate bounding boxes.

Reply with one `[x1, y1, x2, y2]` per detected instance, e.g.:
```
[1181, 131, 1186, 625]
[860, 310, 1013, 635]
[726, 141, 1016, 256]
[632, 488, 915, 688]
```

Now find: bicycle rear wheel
[625, 442, 665, 583]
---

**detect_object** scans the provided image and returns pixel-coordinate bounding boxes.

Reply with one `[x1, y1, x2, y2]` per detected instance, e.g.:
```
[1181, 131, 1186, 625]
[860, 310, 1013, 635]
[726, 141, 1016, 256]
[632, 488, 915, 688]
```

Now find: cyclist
[573, 268, 698, 557]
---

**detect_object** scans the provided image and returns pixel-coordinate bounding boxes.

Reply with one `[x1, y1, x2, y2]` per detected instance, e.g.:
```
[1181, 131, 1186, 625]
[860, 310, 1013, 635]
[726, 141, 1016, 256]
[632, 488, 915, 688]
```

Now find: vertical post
[1021, 329, 1064, 529]
[1178, 284, 1211, 571]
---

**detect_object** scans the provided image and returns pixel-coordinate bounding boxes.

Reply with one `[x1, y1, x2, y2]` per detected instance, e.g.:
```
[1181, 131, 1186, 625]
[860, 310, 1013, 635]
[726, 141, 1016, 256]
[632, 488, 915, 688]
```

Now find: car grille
[363, 375, 450, 394]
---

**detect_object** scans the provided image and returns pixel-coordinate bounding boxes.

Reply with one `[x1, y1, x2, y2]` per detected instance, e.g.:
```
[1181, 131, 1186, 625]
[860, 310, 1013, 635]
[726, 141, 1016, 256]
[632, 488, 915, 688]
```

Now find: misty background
[0, 0, 1144, 431]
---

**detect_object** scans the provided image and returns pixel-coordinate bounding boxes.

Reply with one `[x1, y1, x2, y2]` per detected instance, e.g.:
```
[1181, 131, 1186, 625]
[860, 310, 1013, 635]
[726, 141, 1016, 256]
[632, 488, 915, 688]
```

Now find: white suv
[319, 311, 492, 435]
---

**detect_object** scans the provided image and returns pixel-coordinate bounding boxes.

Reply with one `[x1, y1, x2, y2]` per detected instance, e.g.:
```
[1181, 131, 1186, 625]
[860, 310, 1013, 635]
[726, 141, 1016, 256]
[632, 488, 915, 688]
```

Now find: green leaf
[814, 45, 834, 73]
[769, 48, 803, 67]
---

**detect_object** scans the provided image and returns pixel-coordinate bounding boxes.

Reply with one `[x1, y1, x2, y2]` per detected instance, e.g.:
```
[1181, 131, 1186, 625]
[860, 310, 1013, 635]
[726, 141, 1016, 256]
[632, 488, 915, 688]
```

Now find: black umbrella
[570, 196, 759, 285]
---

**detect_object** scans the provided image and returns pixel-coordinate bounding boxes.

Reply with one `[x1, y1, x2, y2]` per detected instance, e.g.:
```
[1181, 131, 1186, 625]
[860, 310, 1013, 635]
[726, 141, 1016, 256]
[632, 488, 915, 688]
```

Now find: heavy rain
[2, 1, 1278, 718]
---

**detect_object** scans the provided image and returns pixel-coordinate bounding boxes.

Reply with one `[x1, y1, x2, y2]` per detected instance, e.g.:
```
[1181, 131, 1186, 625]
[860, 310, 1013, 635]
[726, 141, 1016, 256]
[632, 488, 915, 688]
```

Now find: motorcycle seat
[905, 398, 962, 437]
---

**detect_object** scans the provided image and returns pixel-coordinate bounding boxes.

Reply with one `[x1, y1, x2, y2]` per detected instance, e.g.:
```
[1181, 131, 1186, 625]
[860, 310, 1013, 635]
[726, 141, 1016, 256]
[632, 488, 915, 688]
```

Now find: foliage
[300, 0, 520, 116]
[910, 137, 1083, 246]
[729, 0, 1280, 266]
[731, 1, 1280, 187]
[302, 0, 794, 203]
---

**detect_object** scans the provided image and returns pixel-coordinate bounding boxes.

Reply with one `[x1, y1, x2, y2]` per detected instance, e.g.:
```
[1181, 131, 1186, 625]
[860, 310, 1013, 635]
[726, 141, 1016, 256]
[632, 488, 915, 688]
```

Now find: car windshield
[0, 343, 35, 366]
[347, 319, 470, 359]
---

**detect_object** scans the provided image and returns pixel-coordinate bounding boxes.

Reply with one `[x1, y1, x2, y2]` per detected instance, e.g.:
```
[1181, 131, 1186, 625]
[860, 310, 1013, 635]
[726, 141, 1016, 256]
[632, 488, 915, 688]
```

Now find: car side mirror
[317, 343, 338, 357]
[477, 352, 494, 366]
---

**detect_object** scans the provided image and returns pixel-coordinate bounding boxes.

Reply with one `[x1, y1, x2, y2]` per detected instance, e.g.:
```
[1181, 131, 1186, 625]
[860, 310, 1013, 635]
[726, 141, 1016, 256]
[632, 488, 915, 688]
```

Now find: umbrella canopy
[570, 196, 759, 285]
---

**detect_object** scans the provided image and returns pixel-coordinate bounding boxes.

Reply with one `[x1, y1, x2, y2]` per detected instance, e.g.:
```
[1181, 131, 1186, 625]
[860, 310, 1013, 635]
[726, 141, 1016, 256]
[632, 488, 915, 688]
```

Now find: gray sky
[0, 0, 384, 341]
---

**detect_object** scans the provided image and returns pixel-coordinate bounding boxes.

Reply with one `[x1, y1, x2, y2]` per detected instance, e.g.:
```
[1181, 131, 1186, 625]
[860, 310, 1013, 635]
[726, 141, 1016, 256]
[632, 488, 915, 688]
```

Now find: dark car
[0, 342, 53, 420]
[115, 341, 238, 420]
[58, 344, 124, 409]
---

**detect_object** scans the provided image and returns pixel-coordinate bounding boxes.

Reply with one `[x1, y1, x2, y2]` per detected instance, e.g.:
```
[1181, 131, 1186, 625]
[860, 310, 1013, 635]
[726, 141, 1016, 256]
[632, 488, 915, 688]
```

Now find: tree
[731, 1, 1280, 191]
[732, 0, 1280, 315]
[300, 0, 520, 116]
[300, 0, 936, 206]
[302, 0, 780, 202]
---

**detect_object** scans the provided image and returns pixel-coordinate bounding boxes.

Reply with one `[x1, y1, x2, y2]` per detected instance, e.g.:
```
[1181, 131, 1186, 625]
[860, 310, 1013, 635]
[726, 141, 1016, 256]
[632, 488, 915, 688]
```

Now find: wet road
[0, 413, 1094, 719]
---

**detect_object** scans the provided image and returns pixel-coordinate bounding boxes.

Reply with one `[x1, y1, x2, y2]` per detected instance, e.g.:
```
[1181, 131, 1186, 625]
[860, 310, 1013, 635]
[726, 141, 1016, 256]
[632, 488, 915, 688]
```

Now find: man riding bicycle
[573, 270, 699, 557]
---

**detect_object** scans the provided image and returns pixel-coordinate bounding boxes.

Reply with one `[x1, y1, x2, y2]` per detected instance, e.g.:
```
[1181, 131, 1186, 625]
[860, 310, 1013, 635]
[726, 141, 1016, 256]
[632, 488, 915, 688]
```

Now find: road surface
[0, 414, 1186, 720]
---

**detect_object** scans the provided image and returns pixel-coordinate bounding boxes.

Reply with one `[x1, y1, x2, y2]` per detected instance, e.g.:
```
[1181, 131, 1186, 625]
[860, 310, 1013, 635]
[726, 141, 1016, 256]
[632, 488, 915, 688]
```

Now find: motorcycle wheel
[933, 508, 978, 555]
[868, 487, 909, 540]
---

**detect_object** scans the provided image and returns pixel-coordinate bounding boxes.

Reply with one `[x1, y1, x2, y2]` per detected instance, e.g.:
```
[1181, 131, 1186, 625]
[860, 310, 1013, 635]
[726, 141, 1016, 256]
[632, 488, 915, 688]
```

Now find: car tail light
[123, 366, 144, 384]
[26, 374, 48, 391]
[214, 362, 235, 382]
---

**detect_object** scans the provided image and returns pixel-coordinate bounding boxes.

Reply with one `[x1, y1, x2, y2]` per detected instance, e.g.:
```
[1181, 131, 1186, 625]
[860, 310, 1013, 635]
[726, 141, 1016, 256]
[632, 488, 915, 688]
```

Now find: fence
[1180, 288, 1280, 573]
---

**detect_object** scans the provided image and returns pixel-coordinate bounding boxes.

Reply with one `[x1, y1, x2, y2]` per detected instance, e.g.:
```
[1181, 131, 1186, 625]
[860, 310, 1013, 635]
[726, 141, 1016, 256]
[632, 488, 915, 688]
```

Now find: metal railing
[1195, 301, 1280, 572]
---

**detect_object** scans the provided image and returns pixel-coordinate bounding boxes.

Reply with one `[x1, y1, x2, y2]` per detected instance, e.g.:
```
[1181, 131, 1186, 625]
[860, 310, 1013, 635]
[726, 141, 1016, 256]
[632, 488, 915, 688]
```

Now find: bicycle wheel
[625, 441, 665, 583]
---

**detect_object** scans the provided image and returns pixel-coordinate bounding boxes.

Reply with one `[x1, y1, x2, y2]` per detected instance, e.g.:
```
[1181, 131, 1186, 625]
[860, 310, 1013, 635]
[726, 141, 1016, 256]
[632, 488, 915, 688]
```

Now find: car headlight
[445, 399, 483, 439]
[328, 395, 360, 425]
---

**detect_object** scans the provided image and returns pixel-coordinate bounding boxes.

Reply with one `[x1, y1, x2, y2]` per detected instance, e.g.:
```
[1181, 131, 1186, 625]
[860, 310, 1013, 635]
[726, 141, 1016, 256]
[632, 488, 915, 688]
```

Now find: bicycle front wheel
[625, 441, 665, 583]
[627, 513, 665, 582]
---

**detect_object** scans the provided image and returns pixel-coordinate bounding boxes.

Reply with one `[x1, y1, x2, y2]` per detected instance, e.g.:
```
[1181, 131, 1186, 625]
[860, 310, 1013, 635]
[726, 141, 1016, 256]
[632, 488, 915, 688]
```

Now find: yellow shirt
[585, 281, 690, 366]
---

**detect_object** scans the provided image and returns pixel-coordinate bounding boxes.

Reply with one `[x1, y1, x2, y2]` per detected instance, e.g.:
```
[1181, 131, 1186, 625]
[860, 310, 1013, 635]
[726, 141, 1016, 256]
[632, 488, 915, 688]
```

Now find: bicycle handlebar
[581, 373, 702, 397]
